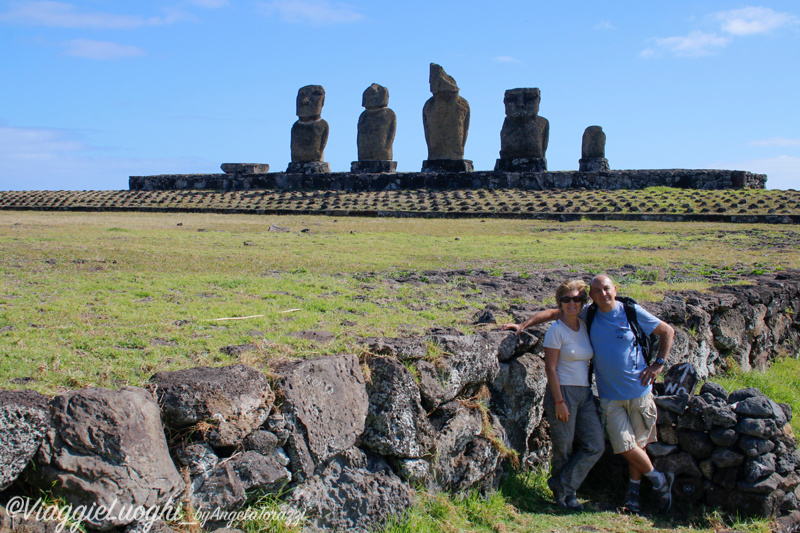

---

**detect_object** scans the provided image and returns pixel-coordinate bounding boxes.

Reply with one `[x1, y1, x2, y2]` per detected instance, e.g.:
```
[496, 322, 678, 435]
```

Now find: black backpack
[585, 295, 653, 365]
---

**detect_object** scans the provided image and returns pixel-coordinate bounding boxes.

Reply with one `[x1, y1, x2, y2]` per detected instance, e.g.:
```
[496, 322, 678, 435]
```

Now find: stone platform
[129, 169, 766, 192]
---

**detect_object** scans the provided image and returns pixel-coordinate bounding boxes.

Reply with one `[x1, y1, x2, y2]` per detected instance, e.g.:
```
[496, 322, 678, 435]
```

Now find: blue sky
[0, 0, 798, 190]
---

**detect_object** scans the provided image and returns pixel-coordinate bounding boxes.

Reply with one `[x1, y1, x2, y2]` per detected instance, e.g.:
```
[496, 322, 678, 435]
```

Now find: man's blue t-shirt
[579, 302, 661, 401]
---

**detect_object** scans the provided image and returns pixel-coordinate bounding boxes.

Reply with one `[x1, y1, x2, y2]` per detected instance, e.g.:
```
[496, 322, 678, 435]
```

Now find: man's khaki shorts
[599, 393, 658, 454]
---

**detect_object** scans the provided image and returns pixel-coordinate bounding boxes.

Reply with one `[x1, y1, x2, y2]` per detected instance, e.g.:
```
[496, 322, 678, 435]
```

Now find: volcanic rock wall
[129, 168, 767, 192]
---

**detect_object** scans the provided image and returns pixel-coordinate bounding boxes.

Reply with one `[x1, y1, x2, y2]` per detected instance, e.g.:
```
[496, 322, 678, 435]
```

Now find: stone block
[286, 161, 330, 174]
[709, 427, 738, 447]
[350, 161, 397, 174]
[739, 435, 776, 457]
[422, 159, 474, 173]
[277, 354, 368, 480]
[361, 357, 435, 459]
[578, 158, 610, 172]
[0, 389, 50, 490]
[36, 387, 185, 530]
[220, 163, 270, 174]
[663, 363, 699, 396]
[495, 157, 547, 172]
[711, 447, 745, 468]
[150, 364, 273, 448]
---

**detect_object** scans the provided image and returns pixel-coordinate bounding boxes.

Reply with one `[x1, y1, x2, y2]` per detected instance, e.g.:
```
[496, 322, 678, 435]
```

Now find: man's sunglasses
[559, 296, 586, 303]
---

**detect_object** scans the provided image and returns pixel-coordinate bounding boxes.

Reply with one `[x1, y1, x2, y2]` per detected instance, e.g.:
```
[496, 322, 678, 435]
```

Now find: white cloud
[594, 21, 614, 30]
[62, 39, 146, 60]
[715, 6, 799, 36]
[0, 1, 189, 29]
[642, 6, 798, 59]
[493, 56, 519, 63]
[0, 124, 90, 159]
[647, 31, 731, 57]
[638, 48, 655, 59]
[258, 0, 364, 26]
[0, 124, 214, 191]
[750, 137, 800, 148]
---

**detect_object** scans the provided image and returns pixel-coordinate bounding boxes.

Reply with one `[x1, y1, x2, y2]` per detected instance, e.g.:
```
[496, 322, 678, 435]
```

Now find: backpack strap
[617, 296, 653, 366]
[585, 302, 598, 384]
[585, 302, 598, 333]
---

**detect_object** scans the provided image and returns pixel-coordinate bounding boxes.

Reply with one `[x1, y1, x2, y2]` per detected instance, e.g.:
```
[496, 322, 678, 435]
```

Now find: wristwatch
[655, 357, 665, 366]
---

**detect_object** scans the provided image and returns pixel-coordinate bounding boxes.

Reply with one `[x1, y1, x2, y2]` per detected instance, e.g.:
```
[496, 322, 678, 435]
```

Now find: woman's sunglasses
[559, 296, 586, 303]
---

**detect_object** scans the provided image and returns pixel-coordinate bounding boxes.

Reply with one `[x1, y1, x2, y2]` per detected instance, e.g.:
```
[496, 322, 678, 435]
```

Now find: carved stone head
[296, 85, 325, 119]
[429, 63, 459, 94]
[504, 88, 540, 118]
[582, 125, 606, 159]
[362, 83, 389, 109]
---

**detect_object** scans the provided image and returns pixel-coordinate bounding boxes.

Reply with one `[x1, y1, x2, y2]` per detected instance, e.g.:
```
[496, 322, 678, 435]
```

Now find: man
[504, 274, 675, 514]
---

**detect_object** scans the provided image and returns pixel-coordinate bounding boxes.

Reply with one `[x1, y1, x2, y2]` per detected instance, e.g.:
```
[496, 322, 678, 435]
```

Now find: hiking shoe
[655, 472, 675, 513]
[548, 477, 565, 507]
[564, 494, 584, 512]
[621, 488, 640, 514]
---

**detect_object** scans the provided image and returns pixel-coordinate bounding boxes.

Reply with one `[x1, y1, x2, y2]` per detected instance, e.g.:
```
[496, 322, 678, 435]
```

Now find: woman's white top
[542, 318, 594, 387]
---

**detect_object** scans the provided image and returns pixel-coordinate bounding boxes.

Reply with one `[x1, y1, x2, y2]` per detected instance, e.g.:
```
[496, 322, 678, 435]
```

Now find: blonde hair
[555, 279, 588, 305]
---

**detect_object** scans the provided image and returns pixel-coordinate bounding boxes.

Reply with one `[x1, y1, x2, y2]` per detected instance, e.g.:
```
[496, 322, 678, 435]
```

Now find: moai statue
[422, 63, 472, 172]
[579, 125, 610, 172]
[287, 85, 330, 173]
[351, 83, 397, 173]
[494, 88, 549, 172]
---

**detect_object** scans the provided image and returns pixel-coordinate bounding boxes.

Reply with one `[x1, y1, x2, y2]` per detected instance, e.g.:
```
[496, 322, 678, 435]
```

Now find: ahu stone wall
[129, 168, 767, 192]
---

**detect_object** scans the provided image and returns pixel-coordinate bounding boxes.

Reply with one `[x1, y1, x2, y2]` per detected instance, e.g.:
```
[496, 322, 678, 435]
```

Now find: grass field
[2, 209, 799, 532]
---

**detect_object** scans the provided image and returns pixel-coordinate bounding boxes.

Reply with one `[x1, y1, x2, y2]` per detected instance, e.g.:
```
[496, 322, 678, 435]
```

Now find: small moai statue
[579, 125, 610, 172]
[287, 85, 330, 173]
[351, 83, 397, 173]
[422, 63, 472, 172]
[494, 88, 549, 172]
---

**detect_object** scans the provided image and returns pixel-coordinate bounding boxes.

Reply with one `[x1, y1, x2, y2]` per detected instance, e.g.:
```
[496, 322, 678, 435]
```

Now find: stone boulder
[481, 330, 539, 362]
[360, 357, 435, 458]
[429, 401, 506, 492]
[277, 354, 368, 480]
[286, 447, 413, 533]
[1, 504, 61, 533]
[192, 451, 291, 512]
[662, 362, 699, 396]
[712, 307, 752, 369]
[35, 387, 184, 530]
[413, 334, 500, 411]
[174, 442, 219, 494]
[150, 364, 273, 447]
[363, 337, 428, 360]
[490, 353, 548, 467]
[0, 389, 50, 490]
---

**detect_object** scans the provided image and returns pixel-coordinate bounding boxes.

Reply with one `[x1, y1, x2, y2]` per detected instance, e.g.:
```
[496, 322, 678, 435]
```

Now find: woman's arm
[503, 307, 562, 334]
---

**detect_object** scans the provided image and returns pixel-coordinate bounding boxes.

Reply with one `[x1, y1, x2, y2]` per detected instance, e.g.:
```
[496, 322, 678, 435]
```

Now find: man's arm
[502, 308, 561, 334]
[639, 320, 675, 386]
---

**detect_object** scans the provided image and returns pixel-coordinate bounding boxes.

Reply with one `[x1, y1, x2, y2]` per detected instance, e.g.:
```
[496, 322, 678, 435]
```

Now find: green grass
[2, 211, 800, 393]
[382, 468, 774, 533]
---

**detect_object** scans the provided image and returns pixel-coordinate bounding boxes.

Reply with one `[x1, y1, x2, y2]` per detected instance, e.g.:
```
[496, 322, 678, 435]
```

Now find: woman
[541, 279, 604, 511]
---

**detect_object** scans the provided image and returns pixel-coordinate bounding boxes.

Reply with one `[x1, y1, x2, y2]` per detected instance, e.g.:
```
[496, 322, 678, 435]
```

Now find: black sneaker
[548, 477, 566, 507]
[564, 494, 584, 511]
[621, 489, 640, 514]
[656, 472, 675, 513]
